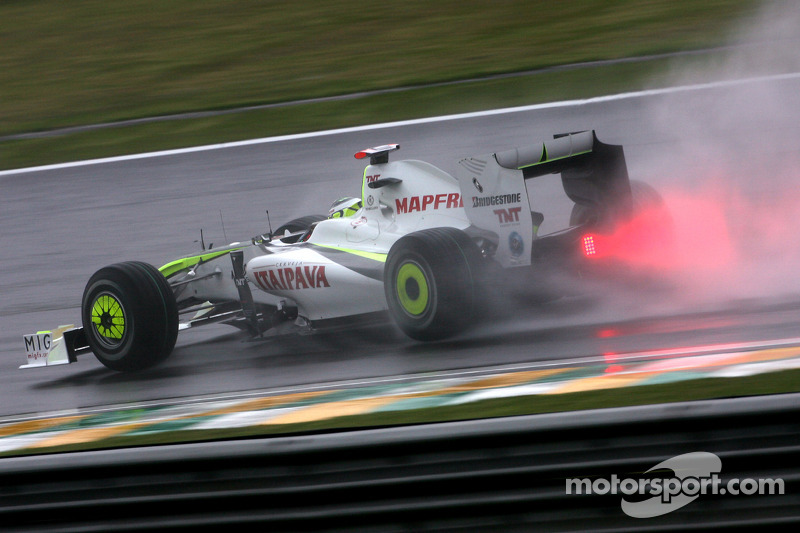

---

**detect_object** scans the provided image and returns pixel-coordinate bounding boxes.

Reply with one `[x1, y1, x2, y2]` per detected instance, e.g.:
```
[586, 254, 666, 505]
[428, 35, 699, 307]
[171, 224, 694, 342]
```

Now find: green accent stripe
[361, 166, 369, 204]
[517, 149, 592, 169]
[159, 247, 245, 278]
[311, 243, 387, 263]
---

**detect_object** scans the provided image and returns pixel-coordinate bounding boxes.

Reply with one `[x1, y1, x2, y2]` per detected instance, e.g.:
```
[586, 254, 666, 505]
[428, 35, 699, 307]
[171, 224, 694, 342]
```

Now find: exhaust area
[593, 0, 800, 308]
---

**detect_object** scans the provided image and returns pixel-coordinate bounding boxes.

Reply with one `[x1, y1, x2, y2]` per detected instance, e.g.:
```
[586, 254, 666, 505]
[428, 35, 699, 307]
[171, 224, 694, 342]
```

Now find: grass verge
[0, 50, 772, 171]
[1, 0, 762, 170]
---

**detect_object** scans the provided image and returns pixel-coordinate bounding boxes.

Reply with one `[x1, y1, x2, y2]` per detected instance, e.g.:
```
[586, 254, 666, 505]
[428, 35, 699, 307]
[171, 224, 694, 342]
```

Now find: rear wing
[455, 130, 632, 267]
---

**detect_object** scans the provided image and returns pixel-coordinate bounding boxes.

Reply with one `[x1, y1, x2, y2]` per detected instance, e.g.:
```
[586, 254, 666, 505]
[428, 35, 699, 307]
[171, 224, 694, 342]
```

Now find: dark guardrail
[1, 393, 799, 532]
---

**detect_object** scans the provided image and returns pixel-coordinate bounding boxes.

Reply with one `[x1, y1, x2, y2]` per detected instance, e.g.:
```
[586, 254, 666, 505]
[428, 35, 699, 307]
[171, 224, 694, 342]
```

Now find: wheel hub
[91, 293, 126, 343]
[396, 262, 429, 316]
[100, 313, 114, 329]
[405, 277, 420, 300]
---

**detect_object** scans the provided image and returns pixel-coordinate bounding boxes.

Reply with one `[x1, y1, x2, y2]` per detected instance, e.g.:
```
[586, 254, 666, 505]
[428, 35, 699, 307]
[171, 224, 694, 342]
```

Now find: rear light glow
[582, 234, 597, 257]
[580, 208, 676, 265]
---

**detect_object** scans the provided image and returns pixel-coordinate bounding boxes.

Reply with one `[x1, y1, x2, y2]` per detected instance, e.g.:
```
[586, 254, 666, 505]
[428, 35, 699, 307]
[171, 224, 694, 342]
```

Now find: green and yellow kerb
[91, 293, 126, 343]
[396, 262, 429, 316]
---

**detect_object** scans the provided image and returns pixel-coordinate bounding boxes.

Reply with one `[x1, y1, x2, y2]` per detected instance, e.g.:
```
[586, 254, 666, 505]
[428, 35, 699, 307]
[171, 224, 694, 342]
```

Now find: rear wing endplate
[456, 130, 632, 267]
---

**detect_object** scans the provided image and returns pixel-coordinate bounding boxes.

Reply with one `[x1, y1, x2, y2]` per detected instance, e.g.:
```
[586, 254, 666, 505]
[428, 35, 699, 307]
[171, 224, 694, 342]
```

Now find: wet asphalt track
[3, 75, 800, 419]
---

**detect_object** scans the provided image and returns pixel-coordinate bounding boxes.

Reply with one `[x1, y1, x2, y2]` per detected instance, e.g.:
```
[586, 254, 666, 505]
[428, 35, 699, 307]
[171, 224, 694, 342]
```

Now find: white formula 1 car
[22, 130, 663, 372]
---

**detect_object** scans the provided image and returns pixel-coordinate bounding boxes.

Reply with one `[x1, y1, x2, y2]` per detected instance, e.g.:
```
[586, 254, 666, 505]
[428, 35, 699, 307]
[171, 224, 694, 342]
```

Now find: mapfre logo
[395, 193, 463, 214]
[253, 265, 330, 291]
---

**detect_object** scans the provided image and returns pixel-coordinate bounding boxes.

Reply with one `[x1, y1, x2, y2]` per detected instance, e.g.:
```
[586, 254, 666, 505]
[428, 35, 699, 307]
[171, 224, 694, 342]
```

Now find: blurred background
[1, 0, 778, 169]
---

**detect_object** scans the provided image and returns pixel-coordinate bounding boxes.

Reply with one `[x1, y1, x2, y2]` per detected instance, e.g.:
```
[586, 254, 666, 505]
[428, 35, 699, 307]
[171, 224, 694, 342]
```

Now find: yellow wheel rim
[91, 293, 126, 343]
[396, 262, 429, 316]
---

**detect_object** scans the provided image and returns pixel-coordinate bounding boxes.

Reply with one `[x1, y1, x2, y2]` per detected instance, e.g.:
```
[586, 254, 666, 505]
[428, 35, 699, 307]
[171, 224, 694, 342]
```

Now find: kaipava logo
[621, 452, 721, 518]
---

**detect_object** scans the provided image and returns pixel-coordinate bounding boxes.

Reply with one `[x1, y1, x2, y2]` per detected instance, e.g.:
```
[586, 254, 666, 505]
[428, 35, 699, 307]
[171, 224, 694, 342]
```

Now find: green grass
[1, 0, 761, 170]
[0, 51, 772, 170]
[0, 57, 669, 168]
[5, 368, 800, 457]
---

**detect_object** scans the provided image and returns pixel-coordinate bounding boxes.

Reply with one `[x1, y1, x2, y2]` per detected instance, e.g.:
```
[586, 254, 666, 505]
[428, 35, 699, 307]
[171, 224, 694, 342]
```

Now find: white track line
[3, 71, 800, 177]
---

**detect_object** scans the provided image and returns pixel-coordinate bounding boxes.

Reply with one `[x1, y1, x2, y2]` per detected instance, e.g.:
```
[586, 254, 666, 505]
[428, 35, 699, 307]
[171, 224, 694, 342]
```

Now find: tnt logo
[493, 207, 522, 225]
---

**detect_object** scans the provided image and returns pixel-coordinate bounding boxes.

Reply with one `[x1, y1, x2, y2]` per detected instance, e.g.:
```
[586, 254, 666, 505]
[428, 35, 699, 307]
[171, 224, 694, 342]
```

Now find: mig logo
[493, 207, 522, 225]
[24, 332, 51, 363]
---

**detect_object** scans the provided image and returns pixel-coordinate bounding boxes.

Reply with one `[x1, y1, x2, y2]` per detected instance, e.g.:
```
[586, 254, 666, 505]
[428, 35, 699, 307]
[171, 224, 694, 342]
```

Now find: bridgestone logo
[472, 193, 521, 207]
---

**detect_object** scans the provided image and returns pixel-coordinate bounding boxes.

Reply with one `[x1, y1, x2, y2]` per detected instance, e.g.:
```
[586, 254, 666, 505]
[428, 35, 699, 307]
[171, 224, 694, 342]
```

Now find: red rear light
[582, 234, 597, 257]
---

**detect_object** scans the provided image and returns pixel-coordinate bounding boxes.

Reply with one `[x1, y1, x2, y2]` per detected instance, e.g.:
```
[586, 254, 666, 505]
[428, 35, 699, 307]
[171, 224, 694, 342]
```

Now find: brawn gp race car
[22, 130, 666, 372]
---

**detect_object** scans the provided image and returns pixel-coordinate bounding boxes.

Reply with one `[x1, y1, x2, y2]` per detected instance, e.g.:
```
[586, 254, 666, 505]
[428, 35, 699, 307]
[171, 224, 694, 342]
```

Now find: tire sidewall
[81, 262, 177, 372]
[385, 228, 481, 340]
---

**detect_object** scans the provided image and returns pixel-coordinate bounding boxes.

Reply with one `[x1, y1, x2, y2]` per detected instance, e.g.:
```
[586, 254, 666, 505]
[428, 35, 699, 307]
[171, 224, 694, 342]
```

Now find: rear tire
[385, 228, 484, 341]
[82, 261, 178, 372]
[569, 203, 598, 227]
[630, 180, 665, 213]
[570, 180, 667, 226]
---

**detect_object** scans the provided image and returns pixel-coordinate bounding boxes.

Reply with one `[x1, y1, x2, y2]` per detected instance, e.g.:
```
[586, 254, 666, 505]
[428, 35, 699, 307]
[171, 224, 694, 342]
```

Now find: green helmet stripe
[310, 243, 387, 263]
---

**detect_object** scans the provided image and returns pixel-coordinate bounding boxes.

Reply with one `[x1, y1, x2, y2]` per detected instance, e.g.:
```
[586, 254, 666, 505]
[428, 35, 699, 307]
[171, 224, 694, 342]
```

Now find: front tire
[384, 228, 484, 341]
[82, 261, 178, 372]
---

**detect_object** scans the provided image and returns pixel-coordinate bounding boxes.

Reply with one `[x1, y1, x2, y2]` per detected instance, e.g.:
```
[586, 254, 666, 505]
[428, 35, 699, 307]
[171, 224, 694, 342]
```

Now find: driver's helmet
[328, 196, 363, 219]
